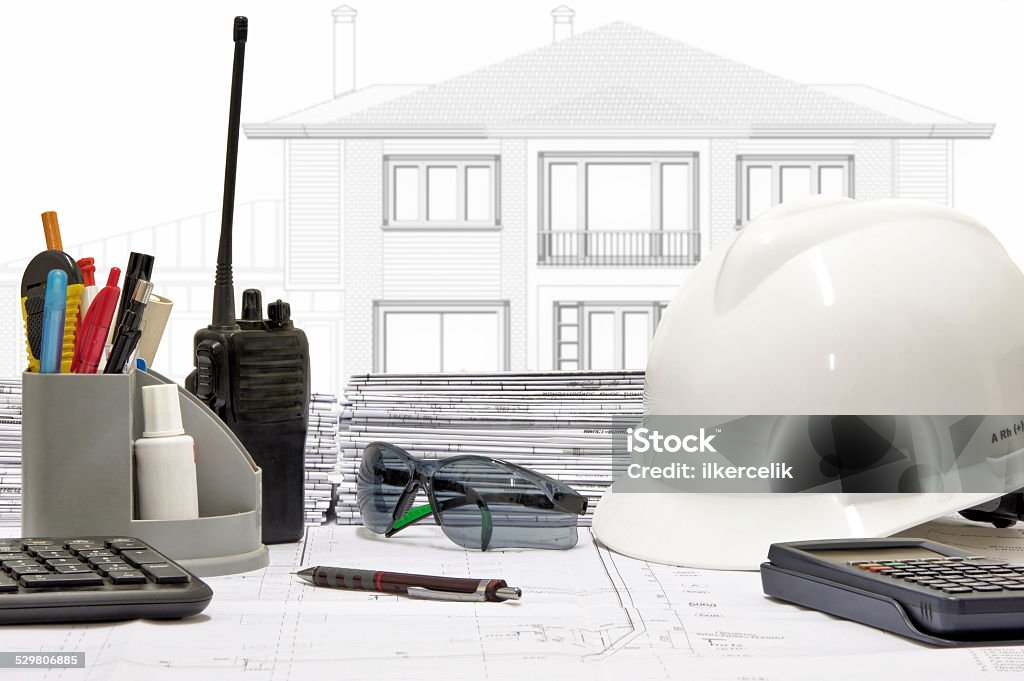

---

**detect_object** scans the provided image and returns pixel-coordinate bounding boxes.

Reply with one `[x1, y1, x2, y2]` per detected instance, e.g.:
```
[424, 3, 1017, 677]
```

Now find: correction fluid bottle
[135, 384, 199, 520]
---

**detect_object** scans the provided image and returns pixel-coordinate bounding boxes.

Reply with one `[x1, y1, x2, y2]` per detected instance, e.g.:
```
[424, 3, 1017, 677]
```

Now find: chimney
[551, 6, 575, 42]
[333, 5, 357, 96]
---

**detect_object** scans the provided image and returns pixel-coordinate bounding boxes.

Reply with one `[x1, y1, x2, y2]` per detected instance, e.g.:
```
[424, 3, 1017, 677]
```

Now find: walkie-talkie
[185, 17, 311, 544]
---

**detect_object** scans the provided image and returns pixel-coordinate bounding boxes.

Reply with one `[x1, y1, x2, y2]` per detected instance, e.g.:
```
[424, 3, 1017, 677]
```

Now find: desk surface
[2, 519, 1024, 680]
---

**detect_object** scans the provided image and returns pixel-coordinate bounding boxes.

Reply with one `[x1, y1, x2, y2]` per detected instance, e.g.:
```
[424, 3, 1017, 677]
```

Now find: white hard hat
[592, 197, 1024, 570]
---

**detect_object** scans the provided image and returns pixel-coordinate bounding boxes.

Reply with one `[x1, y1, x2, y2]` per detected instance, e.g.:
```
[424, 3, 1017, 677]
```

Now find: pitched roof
[247, 22, 992, 139]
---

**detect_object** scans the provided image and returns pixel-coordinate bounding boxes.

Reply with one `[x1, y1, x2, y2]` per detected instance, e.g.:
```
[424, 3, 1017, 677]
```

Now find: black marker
[110, 252, 154, 343]
[104, 279, 154, 374]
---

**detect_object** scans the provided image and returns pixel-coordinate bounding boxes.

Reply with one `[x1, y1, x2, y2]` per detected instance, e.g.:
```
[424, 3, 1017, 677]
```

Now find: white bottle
[135, 384, 200, 520]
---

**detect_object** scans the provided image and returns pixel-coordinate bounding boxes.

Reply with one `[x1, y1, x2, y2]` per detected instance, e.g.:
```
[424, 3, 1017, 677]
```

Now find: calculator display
[807, 547, 946, 565]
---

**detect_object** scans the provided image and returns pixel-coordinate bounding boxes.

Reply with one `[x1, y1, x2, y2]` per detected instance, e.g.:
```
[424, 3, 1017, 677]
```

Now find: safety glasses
[357, 442, 588, 550]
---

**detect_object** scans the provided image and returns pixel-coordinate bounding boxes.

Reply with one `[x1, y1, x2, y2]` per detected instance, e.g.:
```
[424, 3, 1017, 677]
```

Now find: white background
[1, 0, 1020, 260]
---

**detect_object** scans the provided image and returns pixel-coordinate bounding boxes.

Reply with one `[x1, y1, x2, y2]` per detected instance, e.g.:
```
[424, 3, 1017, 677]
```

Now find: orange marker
[41, 211, 64, 252]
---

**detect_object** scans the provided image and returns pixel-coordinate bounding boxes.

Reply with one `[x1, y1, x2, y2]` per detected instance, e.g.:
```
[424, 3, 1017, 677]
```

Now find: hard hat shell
[592, 197, 1024, 569]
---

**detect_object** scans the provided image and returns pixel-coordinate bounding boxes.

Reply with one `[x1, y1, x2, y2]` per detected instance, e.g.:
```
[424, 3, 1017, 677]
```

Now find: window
[375, 301, 509, 372]
[385, 156, 499, 227]
[539, 154, 699, 266]
[737, 155, 853, 225]
[554, 302, 668, 370]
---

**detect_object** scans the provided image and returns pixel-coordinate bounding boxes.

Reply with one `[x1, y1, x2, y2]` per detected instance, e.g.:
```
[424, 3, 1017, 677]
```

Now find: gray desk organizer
[22, 369, 269, 577]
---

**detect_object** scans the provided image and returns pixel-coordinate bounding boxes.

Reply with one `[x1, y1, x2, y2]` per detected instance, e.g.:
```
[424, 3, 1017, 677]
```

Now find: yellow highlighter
[20, 212, 84, 372]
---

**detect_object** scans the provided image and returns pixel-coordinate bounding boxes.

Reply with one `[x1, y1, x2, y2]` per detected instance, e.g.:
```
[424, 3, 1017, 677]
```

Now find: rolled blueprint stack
[304, 393, 340, 525]
[335, 371, 645, 525]
[0, 379, 22, 526]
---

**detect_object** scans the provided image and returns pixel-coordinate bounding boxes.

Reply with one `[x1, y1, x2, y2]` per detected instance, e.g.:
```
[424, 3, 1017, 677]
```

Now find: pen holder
[21, 369, 269, 577]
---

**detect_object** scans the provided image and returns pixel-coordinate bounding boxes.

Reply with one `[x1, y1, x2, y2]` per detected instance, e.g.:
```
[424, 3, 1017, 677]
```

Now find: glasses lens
[357, 443, 414, 533]
[430, 459, 580, 550]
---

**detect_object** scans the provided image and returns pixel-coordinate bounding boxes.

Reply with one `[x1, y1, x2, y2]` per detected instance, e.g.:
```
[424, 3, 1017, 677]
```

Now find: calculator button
[1003, 584, 1024, 590]
[0, 575, 16, 592]
[87, 556, 126, 569]
[78, 550, 116, 559]
[10, 565, 50, 578]
[121, 550, 167, 568]
[887, 571, 913, 578]
[857, 563, 883, 570]
[98, 564, 137, 576]
[108, 571, 148, 585]
[106, 539, 149, 552]
[20, 540, 56, 550]
[65, 541, 106, 552]
[140, 563, 189, 584]
[53, 565, 92, 574]
[973, 585, 1003, 592]
[0, 553, 30, 561]
[20, 573, 104, 589]
[3, 559, 39, 571]
[941, 587, 973, 593]
[33, 550, 73, 560]
[45, 558, 83, 567]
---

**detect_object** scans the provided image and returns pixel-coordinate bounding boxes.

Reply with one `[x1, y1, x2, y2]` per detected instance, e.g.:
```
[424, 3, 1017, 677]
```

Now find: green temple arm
[386, 499, 494, 550]
[388, 504, 435, 536]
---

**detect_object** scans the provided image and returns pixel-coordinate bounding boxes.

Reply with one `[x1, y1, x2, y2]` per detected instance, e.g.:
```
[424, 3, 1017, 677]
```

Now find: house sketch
[0, 6, 994, 395]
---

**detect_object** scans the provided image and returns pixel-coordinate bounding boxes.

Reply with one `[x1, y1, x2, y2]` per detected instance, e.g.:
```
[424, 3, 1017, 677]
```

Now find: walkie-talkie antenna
[212, 16, 247, 329]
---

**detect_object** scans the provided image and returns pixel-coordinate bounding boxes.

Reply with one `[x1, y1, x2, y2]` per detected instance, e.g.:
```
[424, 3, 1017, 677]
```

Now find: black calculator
[0, 536, 212, 624]
[761, 538, 1024, 645]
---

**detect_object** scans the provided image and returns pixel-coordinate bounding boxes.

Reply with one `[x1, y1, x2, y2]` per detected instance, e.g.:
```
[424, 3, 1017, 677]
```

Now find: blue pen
[39, 269, 67, 374]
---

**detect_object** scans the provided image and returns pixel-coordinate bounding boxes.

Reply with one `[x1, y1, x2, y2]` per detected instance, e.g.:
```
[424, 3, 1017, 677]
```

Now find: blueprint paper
[3, 519, 1024, 680]
[0, 379, 20, 525]
[337, 372, 645, 525]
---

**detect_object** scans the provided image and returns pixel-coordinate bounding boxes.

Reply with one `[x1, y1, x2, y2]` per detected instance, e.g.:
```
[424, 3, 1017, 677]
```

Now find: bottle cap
[141, 384, 186, 437]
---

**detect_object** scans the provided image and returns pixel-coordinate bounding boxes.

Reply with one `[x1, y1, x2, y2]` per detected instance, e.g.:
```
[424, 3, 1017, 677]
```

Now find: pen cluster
[19, 211, 157, 375]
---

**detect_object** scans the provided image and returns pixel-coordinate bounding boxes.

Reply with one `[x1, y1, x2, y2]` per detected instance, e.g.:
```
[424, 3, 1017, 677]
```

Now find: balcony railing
[537, 230, 701, 267]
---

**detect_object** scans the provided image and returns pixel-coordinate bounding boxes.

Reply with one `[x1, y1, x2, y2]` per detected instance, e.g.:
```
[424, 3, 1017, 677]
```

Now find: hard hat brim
[591, 489, 1003, 570]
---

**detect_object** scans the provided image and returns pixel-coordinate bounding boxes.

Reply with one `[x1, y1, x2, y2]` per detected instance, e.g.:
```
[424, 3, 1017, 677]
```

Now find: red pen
[71, 267, 121, 374]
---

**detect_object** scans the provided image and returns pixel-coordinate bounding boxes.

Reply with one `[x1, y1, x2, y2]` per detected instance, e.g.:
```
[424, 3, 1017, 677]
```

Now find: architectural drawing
[5, 523, 1024, 679]
[0, 6, 993, 393]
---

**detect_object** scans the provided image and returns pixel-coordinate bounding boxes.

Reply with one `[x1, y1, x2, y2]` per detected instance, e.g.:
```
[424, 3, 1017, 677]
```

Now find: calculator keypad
[0, 538, 189, 591]
[852, 557, 1024, 594]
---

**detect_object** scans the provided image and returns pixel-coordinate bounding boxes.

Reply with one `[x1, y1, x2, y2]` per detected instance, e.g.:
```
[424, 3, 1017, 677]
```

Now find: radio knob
[267, 300, 291, 323]
[241, 289, 263, 321]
